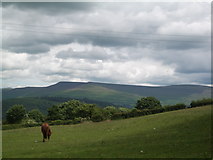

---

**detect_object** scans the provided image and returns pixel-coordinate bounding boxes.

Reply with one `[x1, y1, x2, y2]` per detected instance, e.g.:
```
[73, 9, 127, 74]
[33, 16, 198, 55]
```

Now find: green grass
[3, 105, 211, 158]
[57, 84, 140, 106]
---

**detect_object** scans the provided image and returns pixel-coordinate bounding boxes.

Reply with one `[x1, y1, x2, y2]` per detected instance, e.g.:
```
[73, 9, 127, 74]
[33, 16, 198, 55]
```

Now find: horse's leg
[43, 135, 45, 142]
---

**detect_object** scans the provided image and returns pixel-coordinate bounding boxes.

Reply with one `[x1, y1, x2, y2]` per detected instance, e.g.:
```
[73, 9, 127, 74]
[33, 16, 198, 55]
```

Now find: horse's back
[41, 123, 50, 134]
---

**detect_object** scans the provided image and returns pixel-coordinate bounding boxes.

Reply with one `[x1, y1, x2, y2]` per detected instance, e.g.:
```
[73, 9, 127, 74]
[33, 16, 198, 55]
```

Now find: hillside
[3, 105, 211, 158]
[2, 82, 211, 117]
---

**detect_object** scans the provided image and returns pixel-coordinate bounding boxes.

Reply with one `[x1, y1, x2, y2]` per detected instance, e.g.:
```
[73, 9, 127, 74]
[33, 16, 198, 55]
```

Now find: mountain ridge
[3, 81, 211, 101]
[2, 81, 211, 119]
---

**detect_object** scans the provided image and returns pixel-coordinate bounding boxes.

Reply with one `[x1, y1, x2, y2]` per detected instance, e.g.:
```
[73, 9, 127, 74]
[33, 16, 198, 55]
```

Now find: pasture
[3, 105, 211, 158]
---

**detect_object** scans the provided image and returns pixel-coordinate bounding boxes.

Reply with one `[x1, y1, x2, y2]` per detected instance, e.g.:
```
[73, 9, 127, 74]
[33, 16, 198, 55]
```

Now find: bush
[129, 108, 140, 117]
[49, 120, 64, 125]
[190, 98, 213, 108]
[149, 107, 165, 114]
[6, 105, 26, 124]
[104, 106, 119, 119]
[111, 112, 123, 120]
[28, 109, 45, 123]
[91, 108, 108, 122]
[62, 120, 74, 125]
[136, 97, 162, 110]
[47, 100, 96, 121]
[164, 103, 186, 111]
[48, 118, 88, 125]
[73, 117, 83, 124]
[22, 118, 39, 127]
[47, 105, 64, 120]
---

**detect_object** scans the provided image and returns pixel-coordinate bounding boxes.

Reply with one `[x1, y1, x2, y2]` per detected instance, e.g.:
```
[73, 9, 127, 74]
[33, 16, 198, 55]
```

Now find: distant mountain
[2, 81, 211, 118]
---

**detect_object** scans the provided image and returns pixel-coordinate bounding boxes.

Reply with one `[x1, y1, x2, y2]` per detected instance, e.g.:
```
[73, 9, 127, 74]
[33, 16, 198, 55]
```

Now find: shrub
[111, 112, 123, 120]
[164, 103, 186, 111]
[22, 118, 39, 127]
[49, 120, 64, 125]
[190, 98, 213, 108]
[73, 117, 82, 124]
[149, 107, 165, 114]
[28, 109, 45, 123]
[47, 105, 64, 120]
[91, 108, 108, 122]
[136, 97, 162, 110]
[6, 105, 26, 124]
[104, 106, 119, 119]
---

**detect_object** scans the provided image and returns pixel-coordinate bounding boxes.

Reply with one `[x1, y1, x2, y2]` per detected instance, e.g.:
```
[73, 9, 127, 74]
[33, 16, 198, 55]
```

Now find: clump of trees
[136, 97, 162, 110]
[190, 98, 213, 108]
[47, 100, 101, 122]
[4, 97, 212, 128]
[6, 105, 45, 126]
[28, 109, 45, 123]
[6, 105, 26, 124]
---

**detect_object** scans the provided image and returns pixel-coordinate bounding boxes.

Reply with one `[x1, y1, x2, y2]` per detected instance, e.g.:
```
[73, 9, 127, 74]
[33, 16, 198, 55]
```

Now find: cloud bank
[2, 2, 211, 87]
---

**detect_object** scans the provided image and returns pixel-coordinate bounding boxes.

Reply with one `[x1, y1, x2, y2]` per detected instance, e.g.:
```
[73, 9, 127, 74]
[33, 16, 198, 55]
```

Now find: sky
[1, 2, 212, 88]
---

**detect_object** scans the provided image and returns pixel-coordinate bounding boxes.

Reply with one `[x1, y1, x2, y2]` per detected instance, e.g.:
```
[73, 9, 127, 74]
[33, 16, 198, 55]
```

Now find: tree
[47, 100, 96, 121]
[47, 105, 64, 120]
[28, 109, 45, 123]
[91, 107, 108, 122]
[104, 106, 118, 118]
[58, 100, 95, 120]
[136, 97, 162, 110]
[6, 105, 26, 123]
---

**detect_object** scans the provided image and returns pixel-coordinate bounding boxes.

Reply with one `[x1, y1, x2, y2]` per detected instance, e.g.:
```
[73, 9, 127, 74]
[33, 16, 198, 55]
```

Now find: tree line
[4, 97, 213, 128]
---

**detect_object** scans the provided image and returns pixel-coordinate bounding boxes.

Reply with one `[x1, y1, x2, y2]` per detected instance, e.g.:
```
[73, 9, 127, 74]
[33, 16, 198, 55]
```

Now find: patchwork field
[3, 105, 211, 158]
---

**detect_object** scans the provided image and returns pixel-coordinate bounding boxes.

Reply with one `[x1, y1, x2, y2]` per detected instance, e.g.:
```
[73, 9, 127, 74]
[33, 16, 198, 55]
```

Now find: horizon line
[2, 81, 212, 89]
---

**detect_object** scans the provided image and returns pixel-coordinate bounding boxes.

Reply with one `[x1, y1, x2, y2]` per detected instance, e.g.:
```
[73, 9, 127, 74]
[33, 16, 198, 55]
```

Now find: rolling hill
[3, 105, 211, 158]
[2, 81, 211, 117]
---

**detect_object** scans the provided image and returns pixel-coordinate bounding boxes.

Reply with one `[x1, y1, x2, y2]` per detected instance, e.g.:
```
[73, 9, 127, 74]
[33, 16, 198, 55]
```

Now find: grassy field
[3, 105, 211, 158]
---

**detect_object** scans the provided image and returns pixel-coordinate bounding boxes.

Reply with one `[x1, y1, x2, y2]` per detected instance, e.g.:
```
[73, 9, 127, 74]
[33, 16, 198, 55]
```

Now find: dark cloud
[3, 2, 95, 15]
[3, 2, 210, 54]
[8, 44, 50, 54]
[2, 2, 211, 87]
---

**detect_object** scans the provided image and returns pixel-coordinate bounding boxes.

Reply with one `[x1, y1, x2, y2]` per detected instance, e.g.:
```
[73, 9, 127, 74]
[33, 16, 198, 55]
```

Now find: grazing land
[3, 105, 211, 158]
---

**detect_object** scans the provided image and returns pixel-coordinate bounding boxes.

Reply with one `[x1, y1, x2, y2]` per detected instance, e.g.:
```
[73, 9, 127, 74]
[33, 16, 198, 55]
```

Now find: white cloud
[2, 2, 211, 87]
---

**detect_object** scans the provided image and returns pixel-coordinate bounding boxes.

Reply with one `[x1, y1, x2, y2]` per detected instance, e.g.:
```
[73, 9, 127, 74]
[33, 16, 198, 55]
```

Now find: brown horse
[41, 123, 52, 142]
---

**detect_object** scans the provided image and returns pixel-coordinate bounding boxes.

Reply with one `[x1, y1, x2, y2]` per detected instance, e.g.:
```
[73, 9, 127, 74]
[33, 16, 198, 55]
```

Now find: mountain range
[2, 81, 211, 118]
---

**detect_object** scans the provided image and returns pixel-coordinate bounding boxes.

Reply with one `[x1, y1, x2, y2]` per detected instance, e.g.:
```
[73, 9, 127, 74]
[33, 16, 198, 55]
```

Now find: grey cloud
[3, 2, 210, 54]
[6, 44, 50, 54]
[56, 48, 110, 60]
[3, 2, 95, 15]
[2, 2, 211, 87]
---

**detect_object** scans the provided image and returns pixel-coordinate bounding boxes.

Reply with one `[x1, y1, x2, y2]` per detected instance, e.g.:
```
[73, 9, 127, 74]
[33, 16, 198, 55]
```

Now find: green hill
[2, 82, 211, 118]
[54, 84, 140, 106]
[3, 105, 211, 158]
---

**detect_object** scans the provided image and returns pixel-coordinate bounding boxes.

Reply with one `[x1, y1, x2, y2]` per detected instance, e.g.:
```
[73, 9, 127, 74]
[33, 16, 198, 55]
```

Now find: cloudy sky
[1, 2, 211, 88]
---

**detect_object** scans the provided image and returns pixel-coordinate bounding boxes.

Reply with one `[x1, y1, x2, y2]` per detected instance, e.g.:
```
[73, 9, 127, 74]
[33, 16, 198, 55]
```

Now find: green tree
[91, 107, 108, 122]
[47, 100, 96, 121]
[47, 105, 64, 120]
[104, 106, 118, 118]
[136, 97, 162, 110]
[58, 100, 95, 120]
[28, 109, 44, 123]
[118, 107, 131, 113]
[6, 105, 26, 123]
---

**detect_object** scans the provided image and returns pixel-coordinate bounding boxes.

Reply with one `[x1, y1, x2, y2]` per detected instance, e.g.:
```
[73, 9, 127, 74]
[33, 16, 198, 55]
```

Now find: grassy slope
[3, 105, 211, 158]
[56, 84, 140, 106]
